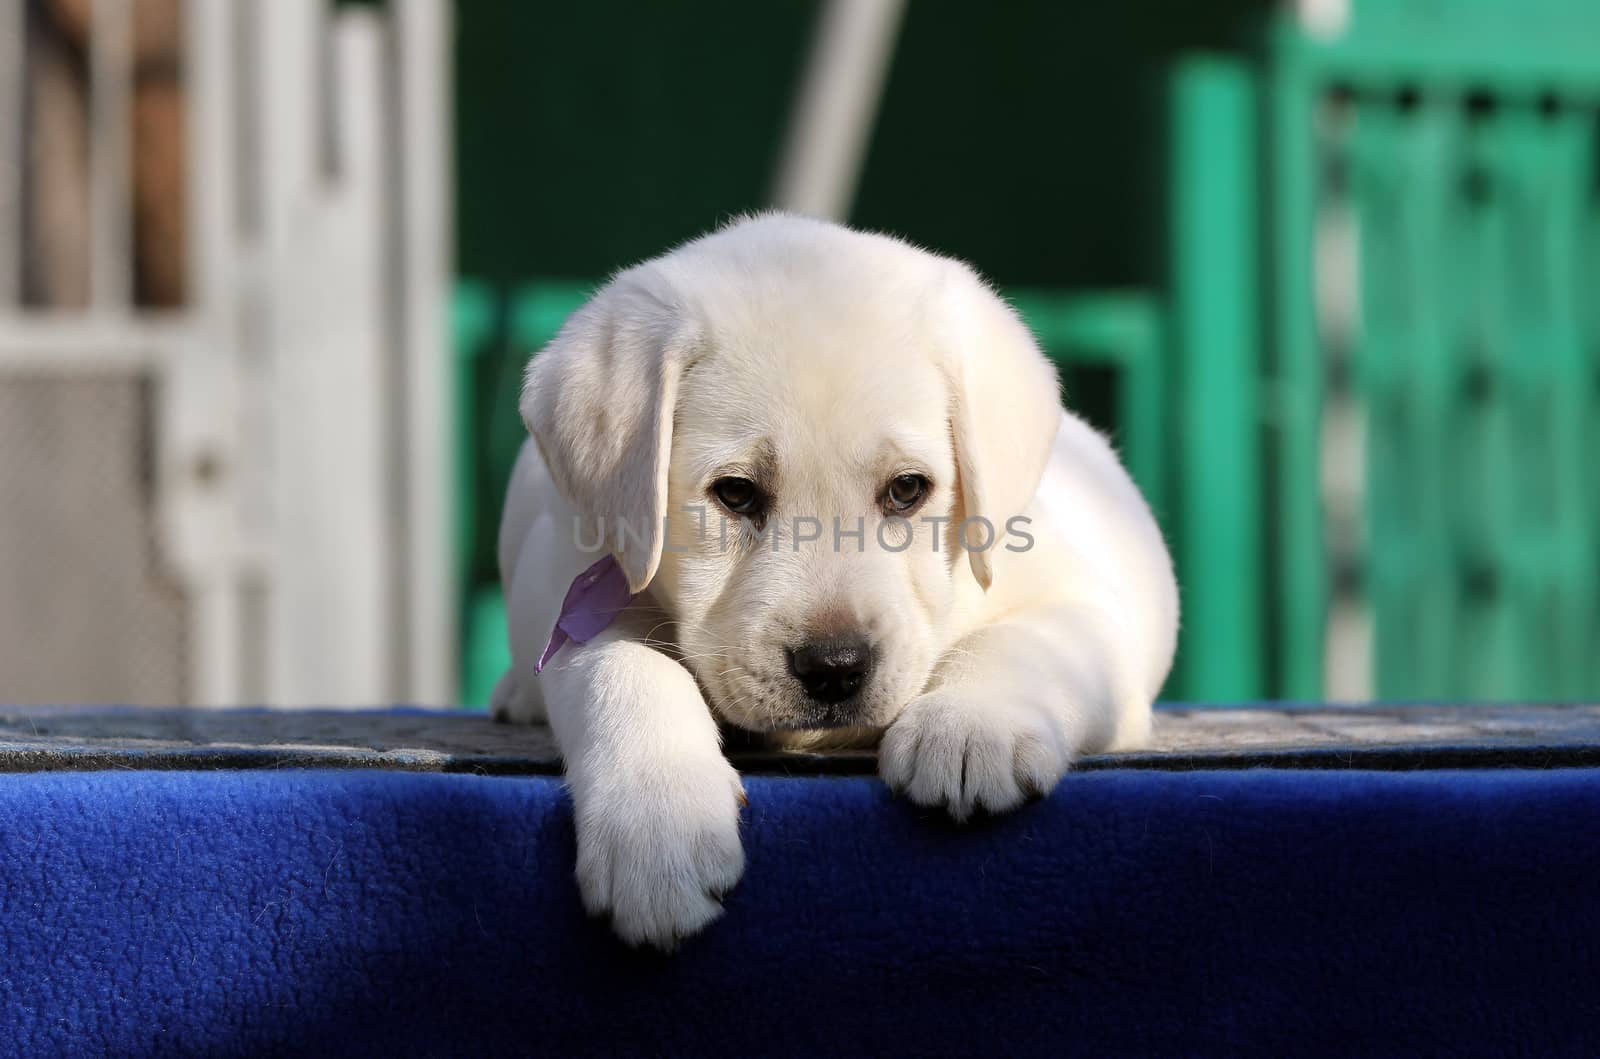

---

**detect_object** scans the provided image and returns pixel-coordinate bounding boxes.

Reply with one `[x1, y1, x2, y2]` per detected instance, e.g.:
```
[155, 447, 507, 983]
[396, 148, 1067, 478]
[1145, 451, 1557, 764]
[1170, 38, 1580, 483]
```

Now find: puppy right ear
[519, 276, 698, 594]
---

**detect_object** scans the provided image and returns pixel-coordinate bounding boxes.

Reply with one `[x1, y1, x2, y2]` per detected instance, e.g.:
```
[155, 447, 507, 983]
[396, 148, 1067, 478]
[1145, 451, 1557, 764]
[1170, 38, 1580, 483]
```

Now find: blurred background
[1, 0, 1595, 709]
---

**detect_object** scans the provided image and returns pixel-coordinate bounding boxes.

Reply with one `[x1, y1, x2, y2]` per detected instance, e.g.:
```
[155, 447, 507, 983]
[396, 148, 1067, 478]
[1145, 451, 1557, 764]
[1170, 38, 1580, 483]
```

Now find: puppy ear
[520, 277, 697, 593]
[938, 263, 1063, 590]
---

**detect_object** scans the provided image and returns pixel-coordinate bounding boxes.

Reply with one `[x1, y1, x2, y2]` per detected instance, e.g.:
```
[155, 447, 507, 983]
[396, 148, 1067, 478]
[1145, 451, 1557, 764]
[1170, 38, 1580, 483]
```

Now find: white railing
[0, 0, 453, 707]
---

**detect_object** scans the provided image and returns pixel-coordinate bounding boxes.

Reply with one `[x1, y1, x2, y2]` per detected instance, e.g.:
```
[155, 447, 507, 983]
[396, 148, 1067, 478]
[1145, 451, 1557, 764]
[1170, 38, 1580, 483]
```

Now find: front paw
[879, 691, 1071, 821]
[573, 756, 747, 949]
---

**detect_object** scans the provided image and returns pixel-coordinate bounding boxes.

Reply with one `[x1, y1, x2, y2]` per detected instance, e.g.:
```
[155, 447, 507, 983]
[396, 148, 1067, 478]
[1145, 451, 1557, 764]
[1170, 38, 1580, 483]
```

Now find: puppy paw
[573, 756, 747, 949]
[879, 691, 1071, 820]
[489, 670, 543, 724]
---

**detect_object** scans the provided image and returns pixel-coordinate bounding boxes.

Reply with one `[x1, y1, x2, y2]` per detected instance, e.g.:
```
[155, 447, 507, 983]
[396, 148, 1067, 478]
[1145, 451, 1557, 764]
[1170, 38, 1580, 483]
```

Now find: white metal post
[0, 0, 23, 307]
[262, 5, 396, 705]
[165, 0, 247, 704]
[771, 0, 906, 221]
[88, 0, 134, 309]
[394, 0, 455, 705]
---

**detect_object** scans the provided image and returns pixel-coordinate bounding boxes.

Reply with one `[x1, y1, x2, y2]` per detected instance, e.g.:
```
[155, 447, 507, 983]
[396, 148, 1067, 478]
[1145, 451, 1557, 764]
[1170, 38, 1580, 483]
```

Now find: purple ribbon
[534, 554, 636, 672]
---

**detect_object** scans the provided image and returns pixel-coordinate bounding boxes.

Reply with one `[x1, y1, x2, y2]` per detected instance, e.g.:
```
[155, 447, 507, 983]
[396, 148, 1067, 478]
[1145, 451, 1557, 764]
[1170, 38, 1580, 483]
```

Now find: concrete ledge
[3, 702, 1599, 774]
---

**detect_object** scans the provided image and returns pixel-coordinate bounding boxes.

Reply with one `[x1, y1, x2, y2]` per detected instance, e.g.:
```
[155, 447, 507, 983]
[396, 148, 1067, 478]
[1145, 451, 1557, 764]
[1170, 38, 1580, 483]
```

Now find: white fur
[496, 214, 1178, 948]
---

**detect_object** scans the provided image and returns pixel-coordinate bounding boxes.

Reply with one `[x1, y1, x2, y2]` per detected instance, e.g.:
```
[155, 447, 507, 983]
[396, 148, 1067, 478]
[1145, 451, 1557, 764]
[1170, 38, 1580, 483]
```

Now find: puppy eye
[711, 477, 766, 517]
[883, 474, 930, 514]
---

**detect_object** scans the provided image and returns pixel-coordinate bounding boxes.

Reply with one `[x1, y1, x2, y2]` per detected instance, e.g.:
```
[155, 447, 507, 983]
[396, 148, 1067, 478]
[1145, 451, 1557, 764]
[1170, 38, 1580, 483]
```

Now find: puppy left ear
[519, 275, 698, 593]
[937, 262, 1063, 590]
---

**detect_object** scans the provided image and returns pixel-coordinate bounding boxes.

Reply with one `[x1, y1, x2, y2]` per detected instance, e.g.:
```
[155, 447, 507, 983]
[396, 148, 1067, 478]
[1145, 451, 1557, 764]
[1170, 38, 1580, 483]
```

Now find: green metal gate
[1262, 1, 1600, 700]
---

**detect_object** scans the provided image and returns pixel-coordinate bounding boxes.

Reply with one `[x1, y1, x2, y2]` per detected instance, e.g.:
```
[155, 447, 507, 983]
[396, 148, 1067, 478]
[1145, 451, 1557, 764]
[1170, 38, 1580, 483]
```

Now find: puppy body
[496, 215, 1178, 947]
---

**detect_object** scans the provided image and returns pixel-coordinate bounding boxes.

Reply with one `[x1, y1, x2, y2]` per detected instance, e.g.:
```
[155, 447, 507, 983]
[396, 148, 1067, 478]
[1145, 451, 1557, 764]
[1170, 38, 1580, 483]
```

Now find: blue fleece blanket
[2, 767, 1598, 1056]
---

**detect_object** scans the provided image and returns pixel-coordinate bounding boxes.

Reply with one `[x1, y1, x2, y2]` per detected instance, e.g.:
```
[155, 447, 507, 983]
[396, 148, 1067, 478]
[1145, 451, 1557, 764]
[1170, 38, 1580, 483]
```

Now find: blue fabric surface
[2, 767, 1598, 1057]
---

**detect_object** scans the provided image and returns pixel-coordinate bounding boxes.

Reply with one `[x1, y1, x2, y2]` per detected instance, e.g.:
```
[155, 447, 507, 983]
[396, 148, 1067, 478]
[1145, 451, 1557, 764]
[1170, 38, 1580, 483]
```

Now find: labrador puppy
[495, 214, 1178, 948]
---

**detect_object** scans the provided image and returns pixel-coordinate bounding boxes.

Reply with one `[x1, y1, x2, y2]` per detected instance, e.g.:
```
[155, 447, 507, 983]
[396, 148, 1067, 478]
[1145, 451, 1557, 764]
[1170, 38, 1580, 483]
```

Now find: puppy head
[521, 215, 1061, 732]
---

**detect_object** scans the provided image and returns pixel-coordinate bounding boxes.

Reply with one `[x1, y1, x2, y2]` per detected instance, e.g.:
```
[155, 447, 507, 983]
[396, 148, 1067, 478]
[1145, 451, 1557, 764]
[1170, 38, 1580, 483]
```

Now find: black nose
[786, 636, 874, 704]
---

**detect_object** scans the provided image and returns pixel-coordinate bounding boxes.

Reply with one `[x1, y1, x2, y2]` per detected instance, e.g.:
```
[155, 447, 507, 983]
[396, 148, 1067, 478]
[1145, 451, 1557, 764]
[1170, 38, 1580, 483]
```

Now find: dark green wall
[455, 1, 814, 281]
[455, 1, 1266, 287]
